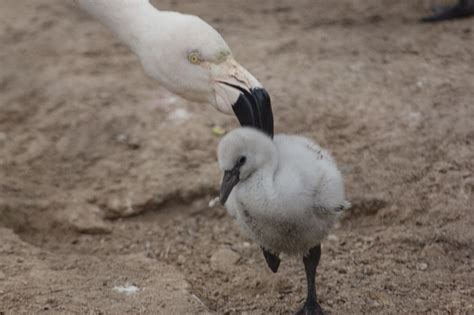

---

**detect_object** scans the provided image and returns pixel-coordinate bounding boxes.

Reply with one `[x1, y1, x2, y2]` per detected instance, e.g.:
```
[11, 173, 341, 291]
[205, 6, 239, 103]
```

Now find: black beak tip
[219, 196, 227, 206]
[230, 86, 274, 137]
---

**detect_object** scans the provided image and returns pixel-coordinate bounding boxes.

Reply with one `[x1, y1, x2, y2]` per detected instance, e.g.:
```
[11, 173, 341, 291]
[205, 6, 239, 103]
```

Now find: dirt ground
[0, 0, 473, 314]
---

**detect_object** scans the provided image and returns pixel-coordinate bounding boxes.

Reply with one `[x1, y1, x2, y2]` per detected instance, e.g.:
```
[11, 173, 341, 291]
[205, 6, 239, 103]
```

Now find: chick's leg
[296, 245, 324, 315]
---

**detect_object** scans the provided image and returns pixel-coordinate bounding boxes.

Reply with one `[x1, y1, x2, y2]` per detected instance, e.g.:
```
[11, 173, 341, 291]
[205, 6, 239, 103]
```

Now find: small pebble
[208, 197, 220, 208]
[177, 254, 186, 266]
[337, 267, 347, 274]
[113, 284, 140, 295]
[417, 263, 428, 271]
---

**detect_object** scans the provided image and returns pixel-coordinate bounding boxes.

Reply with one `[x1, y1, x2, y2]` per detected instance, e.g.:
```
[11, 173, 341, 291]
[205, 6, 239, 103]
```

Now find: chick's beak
[212, 58, 274, 137]
[220, 168, 240, 205]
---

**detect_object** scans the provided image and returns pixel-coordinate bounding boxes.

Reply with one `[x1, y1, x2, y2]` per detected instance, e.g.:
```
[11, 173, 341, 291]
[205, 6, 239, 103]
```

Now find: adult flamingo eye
[188, 51, 201, 64]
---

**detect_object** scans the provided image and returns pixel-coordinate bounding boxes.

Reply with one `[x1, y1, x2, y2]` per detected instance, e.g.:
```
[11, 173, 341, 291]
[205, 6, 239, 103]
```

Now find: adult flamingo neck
[75, 0, 160, 54]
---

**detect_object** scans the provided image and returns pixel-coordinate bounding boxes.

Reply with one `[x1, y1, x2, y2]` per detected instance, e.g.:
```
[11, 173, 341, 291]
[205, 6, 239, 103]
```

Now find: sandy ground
[0, 0, 473, 314]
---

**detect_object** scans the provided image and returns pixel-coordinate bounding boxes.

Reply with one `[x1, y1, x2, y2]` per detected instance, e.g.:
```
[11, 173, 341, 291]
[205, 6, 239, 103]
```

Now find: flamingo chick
[217, 127, 350, 315]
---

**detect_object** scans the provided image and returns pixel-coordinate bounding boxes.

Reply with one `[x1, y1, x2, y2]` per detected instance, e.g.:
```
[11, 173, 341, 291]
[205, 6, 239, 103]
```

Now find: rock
[363, 266, 375, 276]
[417, 262, 428, 271]
[210, 248, 241, 271]
[337, 267, 347, 274]
[208, 196, 220, 208]
[0, 270, 6, 280]
[114, 133, 140, 149]
[177, 254, 186, 266]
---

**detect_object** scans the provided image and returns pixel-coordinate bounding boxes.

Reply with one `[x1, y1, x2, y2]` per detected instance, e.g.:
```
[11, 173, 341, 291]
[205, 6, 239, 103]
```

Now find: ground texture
[0, 0, 473, 314]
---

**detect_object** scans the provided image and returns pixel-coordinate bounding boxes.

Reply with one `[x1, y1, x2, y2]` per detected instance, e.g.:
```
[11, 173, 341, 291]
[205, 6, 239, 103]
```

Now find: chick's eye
[188, 52, 201, 64]
[238, 156, 246, 165]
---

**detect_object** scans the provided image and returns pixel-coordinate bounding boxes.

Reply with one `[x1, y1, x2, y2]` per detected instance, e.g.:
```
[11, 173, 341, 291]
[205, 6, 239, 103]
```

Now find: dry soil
[0, 0, 473, 314]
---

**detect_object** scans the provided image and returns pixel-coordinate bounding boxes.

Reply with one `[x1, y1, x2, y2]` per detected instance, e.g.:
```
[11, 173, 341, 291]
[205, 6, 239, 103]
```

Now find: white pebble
[208, 196, 220, 208]
[417, 263, 428, 271]
[113, 284, 140, 295]
[167, 108, 192, 123]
